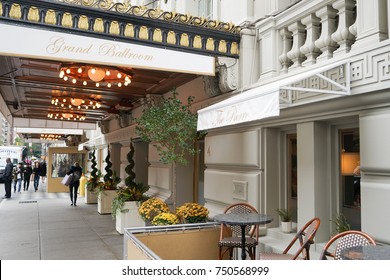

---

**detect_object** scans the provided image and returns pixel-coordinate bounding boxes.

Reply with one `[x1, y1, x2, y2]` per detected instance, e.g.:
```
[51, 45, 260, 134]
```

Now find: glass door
[340, 128, 361, 230]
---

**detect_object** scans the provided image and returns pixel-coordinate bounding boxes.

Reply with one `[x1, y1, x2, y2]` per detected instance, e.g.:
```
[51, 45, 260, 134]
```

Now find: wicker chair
[259, 217, 320, 260]
[218, 203, 259, 260]
[319, 230, 376, 260]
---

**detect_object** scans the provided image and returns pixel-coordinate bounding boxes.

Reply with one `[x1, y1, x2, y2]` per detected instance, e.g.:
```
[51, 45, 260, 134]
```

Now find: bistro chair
[218, 203, 259, 260]
[319, 230, 376, 260]
[259, 217, 320, 260]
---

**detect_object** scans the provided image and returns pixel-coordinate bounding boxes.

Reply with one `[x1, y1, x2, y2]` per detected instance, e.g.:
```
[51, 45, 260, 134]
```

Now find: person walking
[13, 163, 23, 193]
[2, 158, 14, 199]
[40, 161, 47, 183]
[32, 161, 41, 192]
[23, 162, 33, 191]
[67, 162, 82, 206]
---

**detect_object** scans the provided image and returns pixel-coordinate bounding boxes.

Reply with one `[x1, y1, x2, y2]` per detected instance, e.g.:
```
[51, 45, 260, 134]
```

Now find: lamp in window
[341, 153, 360, 175]
[59, 63, 132, 88]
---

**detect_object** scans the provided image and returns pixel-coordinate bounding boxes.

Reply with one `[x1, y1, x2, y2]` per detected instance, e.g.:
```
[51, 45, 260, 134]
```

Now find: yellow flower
[152, 212, 179, 226]
[138, 198, 170, 222]
[176, 202, 209, 223]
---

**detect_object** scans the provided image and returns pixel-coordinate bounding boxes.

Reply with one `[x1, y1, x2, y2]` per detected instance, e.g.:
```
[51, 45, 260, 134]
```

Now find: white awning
[197, 60, 350, 130]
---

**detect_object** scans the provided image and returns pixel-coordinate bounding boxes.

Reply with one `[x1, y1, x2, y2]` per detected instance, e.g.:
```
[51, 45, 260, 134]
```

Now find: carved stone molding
[203, 75, 220, 97]
[217, 57, 238, 93]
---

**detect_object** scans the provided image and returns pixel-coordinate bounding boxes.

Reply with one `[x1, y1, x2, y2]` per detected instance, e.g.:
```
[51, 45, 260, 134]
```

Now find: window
[51, 153, 85, 178]
[198, 0, 213, 19]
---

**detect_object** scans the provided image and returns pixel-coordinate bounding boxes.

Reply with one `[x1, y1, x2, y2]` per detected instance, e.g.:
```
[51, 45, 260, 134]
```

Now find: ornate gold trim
[45, 9, 57, 25]
[206, 38, 214, 51]
[153, 28, 162, 43]
[124, 23, 134, 37]
[231, 42, 239, 55]
[62, 12, 73, 27]
[27, 7, 40, 22]
[55, 0, 240, 34]
[218, 40, 227, 53]
[167, 31, 176, 45]
[180, 33, 189, 47]
[94, 18, 104, 32]
[78, 15, 89, 30]
[10, 3, 21, 19]
[139, 26, 149, 40]
[109, 21, 120, 35]
[193, 35, 202, 49]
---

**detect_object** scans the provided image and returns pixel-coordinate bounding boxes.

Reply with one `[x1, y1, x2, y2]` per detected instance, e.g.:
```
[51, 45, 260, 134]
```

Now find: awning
[197, 60, 350, 130]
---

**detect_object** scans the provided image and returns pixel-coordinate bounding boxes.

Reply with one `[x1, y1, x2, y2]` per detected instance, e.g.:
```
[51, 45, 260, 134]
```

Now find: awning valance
[197, 60, 350, 130]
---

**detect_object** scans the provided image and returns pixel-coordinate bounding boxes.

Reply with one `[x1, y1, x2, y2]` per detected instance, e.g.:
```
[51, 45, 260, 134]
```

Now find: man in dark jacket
[3, 158, 14, 199]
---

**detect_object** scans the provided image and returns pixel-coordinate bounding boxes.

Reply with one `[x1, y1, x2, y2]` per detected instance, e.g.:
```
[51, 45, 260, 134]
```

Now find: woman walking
[67, 162, 82, 206]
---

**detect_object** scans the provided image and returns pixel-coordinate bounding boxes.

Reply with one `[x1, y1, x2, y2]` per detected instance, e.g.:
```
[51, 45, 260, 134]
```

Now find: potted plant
[331, 213, 351, 235]
[176, 202, 209, 223]
[97, 146, 121, 214]
[276, 208, 292, 233]
[138, 197, 170, 225]
[151, 212, 179, 226]
[136, 89, 206, 209]
[85, 148, 99, 204]
[113, 141, 150, 233]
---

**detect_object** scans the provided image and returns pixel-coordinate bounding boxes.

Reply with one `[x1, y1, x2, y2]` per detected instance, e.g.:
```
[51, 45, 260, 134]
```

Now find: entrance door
[340, 128, 361, 230]
[287, 134, 297, 222]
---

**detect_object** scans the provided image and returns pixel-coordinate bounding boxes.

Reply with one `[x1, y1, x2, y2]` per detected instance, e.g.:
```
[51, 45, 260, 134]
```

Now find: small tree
[112, 141, 150, 217]
[136, 89, 206, 207]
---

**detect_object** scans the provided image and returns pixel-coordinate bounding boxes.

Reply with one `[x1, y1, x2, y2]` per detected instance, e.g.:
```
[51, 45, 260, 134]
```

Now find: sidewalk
[0, 181, 123, 260]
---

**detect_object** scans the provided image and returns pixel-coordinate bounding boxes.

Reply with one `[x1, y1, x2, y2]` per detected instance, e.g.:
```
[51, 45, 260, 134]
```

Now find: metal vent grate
[19, 200, 37, 204]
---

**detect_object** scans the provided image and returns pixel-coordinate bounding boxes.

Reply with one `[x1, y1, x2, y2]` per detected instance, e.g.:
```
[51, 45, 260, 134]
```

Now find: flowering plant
[138, 198, 170, 222]
[86, 170, 102, 192]
[176, 202, 209, 223]
[152, 212, 179, 226]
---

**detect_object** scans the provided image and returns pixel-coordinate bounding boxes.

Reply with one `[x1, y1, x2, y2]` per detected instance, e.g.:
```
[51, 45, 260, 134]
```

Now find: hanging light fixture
[51, 97, 101, 110]
[59, 63, 132, 88]
[47, 111, 86, 121]
[40, 134, 62, 141]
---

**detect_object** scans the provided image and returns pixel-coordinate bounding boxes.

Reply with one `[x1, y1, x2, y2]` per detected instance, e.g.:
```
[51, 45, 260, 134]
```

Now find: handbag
[61, 174, 73, 186]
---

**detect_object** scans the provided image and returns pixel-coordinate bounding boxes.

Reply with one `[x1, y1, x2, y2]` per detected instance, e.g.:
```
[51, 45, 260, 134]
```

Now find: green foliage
[104, 146, 113, 182]
[331, 213, 351, 234]
[276, 208, 292, 222]
[112, 141, 150, 218]
[136, 89, 206, 165]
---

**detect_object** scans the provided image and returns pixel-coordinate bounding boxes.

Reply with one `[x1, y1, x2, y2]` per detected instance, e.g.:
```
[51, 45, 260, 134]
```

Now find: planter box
[98, 190, 117, 214]
[281, 221, 292, 233]
[85, 188, 98, 204]
[116, 201, 144, 234]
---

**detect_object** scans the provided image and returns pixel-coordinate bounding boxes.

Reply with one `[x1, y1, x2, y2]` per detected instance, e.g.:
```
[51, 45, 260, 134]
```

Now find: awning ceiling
[197, 60, 350, 131]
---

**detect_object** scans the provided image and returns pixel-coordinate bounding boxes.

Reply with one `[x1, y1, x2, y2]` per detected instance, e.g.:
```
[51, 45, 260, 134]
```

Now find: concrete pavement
[0, 181, 123, 260]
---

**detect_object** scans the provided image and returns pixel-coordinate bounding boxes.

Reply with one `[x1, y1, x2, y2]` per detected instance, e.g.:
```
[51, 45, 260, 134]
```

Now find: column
[239, 29, 257, 88]
[315, 5, 338, 62]
[297, 122, 329, 242]
[351, 0, 388, 50]
[331, 0, 356, 55]
[360, 110, 390, 243]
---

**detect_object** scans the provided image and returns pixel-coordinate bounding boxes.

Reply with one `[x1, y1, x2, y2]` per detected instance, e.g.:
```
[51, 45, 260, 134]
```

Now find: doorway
[340, 128, 361, 230]
[287, 134, 297, 223]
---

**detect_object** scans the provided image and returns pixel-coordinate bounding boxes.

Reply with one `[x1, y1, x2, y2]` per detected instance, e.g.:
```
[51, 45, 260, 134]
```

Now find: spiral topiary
[90, 148, 98, 179]
[104, 145, 113, 183]
[125, 141, 136, 188]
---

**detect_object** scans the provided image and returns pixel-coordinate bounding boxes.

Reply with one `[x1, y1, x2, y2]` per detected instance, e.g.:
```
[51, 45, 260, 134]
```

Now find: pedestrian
[2, 158, 13, 199]
[40, 161, 47, 183]
[67, 162, 82, 206]
[23, 162, 32, 191]
[32, 161, 41, 192]
[13, 162, 23, 193]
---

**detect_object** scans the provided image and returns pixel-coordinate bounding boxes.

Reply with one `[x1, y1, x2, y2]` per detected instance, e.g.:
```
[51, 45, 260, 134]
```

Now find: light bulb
[64, 76, 68, 81]
[96, 82, 100, 87]
[117, 73, 122, 78]
[66, 69, 71, 74]
[78, 67, 82, 73]
[106, 70, 110, 76]
[83, 81, 87, 86]
[59, 70, 64, 78]
[118, 82, 122, 87]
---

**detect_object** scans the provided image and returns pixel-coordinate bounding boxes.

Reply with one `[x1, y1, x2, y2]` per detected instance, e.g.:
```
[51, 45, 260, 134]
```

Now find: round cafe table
[341, 245, 390, 260]
[214, 213, 273, 260]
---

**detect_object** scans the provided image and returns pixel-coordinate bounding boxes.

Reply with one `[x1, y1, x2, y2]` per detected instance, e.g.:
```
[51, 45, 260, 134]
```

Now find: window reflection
[51, 153, 85, 178]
